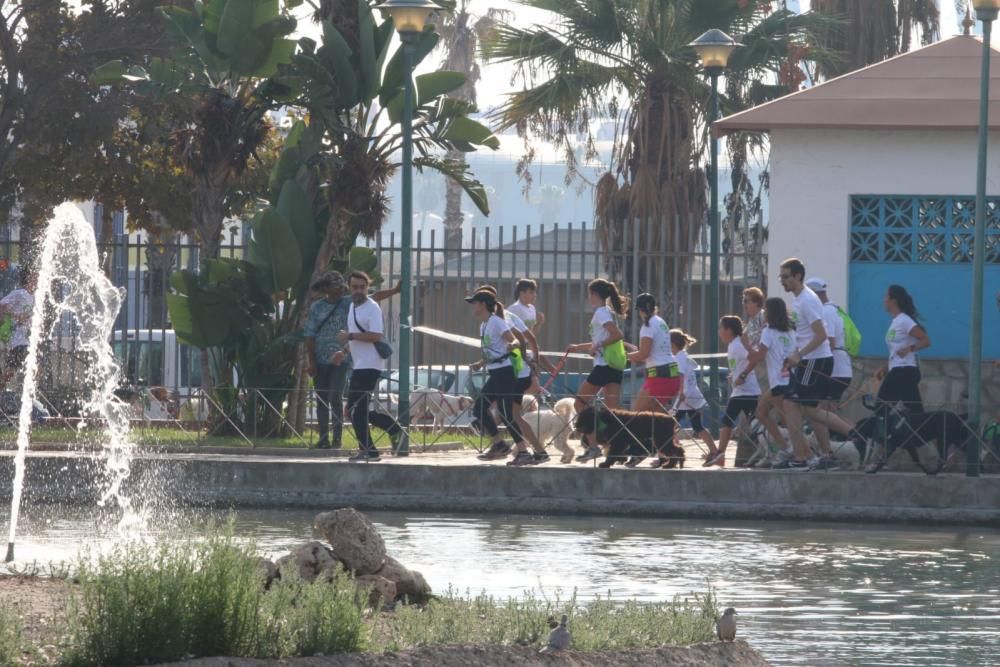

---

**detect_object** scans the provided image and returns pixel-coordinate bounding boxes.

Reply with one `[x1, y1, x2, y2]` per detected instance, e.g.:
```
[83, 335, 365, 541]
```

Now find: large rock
[354, 574, 397, 606]
[375, 555, 432, 602]
[315, 509, 386, 575]
[276, 541, 339, 583]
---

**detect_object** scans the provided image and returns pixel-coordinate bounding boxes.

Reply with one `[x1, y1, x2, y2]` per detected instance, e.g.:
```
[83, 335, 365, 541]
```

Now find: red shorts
[642, 376, 681, 403]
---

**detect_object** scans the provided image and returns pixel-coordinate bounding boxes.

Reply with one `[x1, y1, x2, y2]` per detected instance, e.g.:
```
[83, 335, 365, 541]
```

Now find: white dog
[747, 420, 859, 470]
[518, 395, 576, 463]
[412, 387, 473, 431]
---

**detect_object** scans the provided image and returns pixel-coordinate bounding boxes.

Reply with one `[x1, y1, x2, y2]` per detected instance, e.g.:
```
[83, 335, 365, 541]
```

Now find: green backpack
[836, 305, 861, 357]
[603, 340, 628, 371]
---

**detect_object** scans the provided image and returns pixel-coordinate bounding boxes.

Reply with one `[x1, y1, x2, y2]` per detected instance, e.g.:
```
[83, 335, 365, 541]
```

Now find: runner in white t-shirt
[0, 267, 36, 393]
[566, 279, 629, 463]
[704, 316, 761, 467]
[806, 278, 854, 403]
[670, 329, 716, 458]
[747, 298, 797, 462]
[627, 294, 680, 416]
[507, 278, 545, 333]
[874, 285, 930, 439]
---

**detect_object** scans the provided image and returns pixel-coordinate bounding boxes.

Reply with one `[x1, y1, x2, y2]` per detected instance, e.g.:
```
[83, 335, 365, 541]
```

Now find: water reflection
[4, 506, 1000, 667]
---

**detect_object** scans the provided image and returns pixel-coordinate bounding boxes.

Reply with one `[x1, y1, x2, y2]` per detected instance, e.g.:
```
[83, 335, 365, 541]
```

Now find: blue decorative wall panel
[849, 195, 1000, 359]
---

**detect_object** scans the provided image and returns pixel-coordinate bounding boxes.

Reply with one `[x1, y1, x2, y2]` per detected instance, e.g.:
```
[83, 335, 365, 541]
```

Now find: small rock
[276, 541, 339, 583]
[354, 574, 397, 605]
[315, 508, 386, 575]
[375, 555, 433, 602]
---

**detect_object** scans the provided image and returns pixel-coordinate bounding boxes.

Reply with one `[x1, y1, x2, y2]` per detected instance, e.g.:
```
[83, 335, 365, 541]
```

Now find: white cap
[805, 277, 828, 292]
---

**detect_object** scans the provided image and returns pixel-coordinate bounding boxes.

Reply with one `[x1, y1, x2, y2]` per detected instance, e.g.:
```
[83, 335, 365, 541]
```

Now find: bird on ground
[716, 607, 737, 642]
[540, 613, 571, 653]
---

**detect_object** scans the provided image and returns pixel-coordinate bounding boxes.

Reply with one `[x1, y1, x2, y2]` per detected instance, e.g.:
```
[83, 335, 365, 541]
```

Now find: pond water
[6, 507, 1000, 667]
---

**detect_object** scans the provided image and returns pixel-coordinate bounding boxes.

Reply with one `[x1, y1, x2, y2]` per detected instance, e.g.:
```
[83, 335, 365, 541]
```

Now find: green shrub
[61, 532, 368, 667]
[373, 587, 718, 653]
[0, 605, 21, 665]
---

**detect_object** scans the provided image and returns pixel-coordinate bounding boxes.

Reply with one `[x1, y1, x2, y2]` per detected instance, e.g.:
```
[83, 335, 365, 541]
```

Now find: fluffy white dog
[747, 420, 859, 470]
[519, 395, 576, 463]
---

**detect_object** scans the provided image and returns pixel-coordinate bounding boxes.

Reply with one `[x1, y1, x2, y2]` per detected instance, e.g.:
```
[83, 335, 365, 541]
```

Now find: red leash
[543, 352, 570, 392]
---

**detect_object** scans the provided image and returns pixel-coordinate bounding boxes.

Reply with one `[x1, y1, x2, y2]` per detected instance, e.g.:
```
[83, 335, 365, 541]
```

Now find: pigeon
[716, 607, 737, 642]
[540, 613, 571, 653]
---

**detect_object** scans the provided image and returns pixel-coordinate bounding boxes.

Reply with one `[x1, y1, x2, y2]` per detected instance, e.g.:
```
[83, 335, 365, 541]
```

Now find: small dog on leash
[855, 408, 970, 475]
[518, 395, 577, 463]
[574, 406, 683, 468]
[746, 420, 859, 470]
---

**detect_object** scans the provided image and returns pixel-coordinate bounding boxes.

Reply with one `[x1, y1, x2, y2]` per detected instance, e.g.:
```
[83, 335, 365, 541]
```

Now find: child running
[506, 278, 545, 334]
[704, 316, 761, 467]
[671, 329, 716, 465]
[567, 278, 629, 463]
[748, 298, 797, 464]
[466, 290, 532, 465]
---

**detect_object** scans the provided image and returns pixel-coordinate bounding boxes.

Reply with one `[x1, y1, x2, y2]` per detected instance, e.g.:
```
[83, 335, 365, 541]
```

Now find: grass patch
[61, 532, 368, 667]
[373, 587, 718, 653]
[0, 606, 20, 665]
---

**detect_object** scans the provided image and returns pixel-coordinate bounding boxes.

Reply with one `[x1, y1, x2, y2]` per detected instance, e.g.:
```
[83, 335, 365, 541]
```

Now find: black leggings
[347, 368, 400, 452]
[878, 366, 923, 414]
[473, 365, 524, 444]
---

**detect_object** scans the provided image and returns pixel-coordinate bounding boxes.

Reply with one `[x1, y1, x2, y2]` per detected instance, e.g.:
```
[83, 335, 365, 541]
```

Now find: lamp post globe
[689, 29, 740, 72]
[376, 0, 441, 36]
[375, 0, 444, 455]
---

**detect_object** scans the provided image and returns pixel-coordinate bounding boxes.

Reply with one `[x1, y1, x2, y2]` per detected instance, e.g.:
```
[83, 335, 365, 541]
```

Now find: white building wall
[768, 128, 1000, 307]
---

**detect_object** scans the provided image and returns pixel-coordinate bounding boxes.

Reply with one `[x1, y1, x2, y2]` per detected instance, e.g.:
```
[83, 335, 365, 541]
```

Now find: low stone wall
[3, 453, 1000, 526]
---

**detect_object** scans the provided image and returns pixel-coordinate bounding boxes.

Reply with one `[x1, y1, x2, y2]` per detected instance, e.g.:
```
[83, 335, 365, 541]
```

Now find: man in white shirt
[336, 271, 400, 462]
[0, 266, 35, 392]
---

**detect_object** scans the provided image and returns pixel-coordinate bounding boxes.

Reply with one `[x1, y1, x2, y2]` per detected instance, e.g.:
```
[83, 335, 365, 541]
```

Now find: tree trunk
[192, 177, 227, 262]
[443, 149, 465, 254]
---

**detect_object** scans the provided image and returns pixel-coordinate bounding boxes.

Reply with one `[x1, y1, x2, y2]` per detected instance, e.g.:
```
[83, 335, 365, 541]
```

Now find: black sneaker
[316, 437, 331, 450]
[477, 441, 512, 461]
[624, 456, 645, 468]
[390, 430, 407, 457]
[811, 456, 840, 471]
[772, 459, 809, 470]
[349, 450, 381, 463]
[649, 458, 665, 469]
[506, 451, 535, 466]
[531, 451, 550, 465]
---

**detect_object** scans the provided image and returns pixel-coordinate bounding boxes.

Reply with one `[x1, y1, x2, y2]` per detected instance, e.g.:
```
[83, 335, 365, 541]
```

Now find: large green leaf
[277, 180, 316, 258]
[357, 0, 378, 99]
[319, 20, 359, 108]
[93, 60, 127, 85]
[217, 0, 256, 56]
[169, 269, 200, 296]
[437, 116, 501, 150]
[386, 71, 466, 124]
[250, 208, 303, 290]
[379, 28, 439, 107]
[253, 0, 280, 27]
[167, 293, 232, 348]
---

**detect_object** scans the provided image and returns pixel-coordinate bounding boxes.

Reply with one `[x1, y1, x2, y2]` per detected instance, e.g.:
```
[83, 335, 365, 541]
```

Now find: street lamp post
[690, 29, 740, 431]
[969, 0, 1000, 476]
[378, 0, 441, 456]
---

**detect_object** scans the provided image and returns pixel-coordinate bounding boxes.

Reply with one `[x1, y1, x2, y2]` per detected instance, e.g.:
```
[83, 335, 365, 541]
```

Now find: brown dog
[574, 406, 683, 468]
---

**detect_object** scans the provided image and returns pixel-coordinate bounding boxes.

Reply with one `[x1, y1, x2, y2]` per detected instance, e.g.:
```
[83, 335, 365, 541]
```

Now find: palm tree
[433, 1, 508, 252]
[484, 0, 837, 316]
[811, 0, 940, 79]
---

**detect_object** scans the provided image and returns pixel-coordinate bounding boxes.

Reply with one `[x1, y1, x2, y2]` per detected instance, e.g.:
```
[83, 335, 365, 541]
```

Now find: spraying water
[6, 203, 137, 561]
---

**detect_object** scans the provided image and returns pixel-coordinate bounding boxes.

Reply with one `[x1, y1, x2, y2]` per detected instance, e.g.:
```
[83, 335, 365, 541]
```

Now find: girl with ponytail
[565, 278, 628, 463]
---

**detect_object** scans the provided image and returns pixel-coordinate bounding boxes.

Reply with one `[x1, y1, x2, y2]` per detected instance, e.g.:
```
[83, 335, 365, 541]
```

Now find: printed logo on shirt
[886, 328, 896, 343]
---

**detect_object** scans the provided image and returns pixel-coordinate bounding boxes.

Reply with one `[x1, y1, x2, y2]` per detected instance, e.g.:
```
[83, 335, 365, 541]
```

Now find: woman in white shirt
[627, 293, 680, 413]
[748, 298, 797, 460]
[671, 329, 716, 460]
[876, 284, 930, 413]
[506, 278, 545, 334]
[704, 316, 761, 467]
[565, 279, 629, 463]
[466, 290, 530, 465]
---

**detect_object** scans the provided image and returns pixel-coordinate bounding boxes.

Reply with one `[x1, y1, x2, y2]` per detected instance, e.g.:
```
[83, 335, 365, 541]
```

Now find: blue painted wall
[848, 195, 1000, 359]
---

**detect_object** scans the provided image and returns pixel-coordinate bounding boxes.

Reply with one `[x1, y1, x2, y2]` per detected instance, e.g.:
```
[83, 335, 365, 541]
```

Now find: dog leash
[543, 352, 570, 392]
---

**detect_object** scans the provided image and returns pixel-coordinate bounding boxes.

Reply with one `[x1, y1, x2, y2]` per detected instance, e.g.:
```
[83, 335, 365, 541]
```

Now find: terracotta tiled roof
[714, 36, 1000, 136]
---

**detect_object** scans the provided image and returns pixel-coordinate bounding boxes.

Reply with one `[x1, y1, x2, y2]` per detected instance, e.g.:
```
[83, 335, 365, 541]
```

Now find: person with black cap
[304, 270, 399, 450]
[466, 289, 532, 465]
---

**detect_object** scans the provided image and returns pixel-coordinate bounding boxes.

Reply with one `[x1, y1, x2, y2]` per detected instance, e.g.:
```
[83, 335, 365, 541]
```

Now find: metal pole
[708, 68, 722, 432]
[969, 12, 995, 477]
[396, 38, 415, 457]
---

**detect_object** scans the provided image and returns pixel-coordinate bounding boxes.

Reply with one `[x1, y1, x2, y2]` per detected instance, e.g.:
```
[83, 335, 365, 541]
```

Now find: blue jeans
[315, 363, 349, 445]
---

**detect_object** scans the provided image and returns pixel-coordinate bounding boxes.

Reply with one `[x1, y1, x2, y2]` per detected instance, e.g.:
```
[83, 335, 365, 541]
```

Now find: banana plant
[271, 0, 501, 274]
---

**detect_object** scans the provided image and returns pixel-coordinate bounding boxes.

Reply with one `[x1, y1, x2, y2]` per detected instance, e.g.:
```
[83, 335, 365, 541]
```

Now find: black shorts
[513, 375, 533, 404]
[827, 377, 851, 401]
[788, 357, 833, 408]
[5, 346, 27, 371]
[675, 409, 705, 434]
[770, 384, 790, 398]
[586, 364, 623, 388]
[723, 395, 758, 429]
